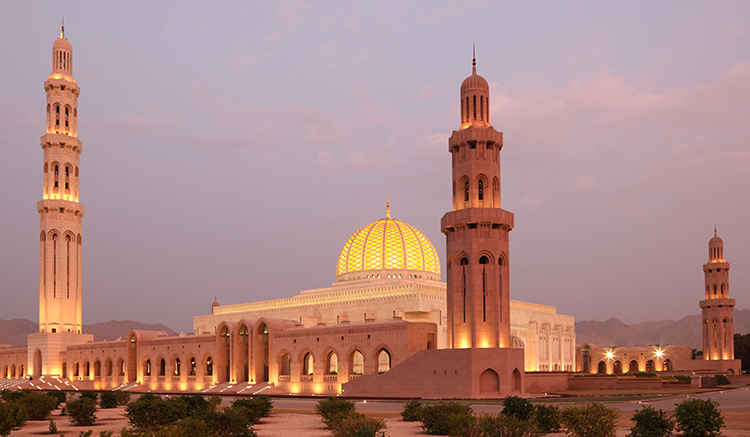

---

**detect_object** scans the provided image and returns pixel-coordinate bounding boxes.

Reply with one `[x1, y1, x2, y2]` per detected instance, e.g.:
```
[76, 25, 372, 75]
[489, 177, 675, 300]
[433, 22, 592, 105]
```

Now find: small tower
[29, 26, 92, 379]
[441, 54, 514, 349]
[700, 229, 735, 360]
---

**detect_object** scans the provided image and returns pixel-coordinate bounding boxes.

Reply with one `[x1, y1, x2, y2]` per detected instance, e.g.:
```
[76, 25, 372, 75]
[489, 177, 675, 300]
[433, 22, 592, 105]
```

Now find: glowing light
[655, 349, 663, 358]
[606, 351, 614, 359]
[336, 217, 441, 277]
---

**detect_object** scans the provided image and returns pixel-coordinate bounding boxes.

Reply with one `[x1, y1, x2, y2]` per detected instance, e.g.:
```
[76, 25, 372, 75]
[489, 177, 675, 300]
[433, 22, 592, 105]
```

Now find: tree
[627, 406, 674, 437]
[674, 398, 724, 437]
[0, 402, 27, 437]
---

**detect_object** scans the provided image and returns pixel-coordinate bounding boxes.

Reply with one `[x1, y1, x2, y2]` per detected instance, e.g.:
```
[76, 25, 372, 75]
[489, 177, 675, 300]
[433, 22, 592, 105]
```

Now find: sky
[1, 1, 749, 334]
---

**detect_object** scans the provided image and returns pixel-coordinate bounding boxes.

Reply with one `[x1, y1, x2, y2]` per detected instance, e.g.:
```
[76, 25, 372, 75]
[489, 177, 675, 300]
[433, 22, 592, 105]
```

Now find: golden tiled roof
[336, 217, 441, 277]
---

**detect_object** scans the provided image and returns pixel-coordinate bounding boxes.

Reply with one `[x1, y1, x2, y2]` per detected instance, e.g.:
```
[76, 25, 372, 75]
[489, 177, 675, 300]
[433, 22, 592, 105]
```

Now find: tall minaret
[441, 54, 514, 349]
[38, 25, 84, 334]
[700, 229, 734, 360]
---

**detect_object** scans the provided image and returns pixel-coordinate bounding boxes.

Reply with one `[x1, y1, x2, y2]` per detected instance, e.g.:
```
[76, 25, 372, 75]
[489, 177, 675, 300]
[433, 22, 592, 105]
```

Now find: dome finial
[472, 42, 476, 74]
[61, 16, 65, 39]
[386, 193, 390, 218]
[714, 223, 717, 237]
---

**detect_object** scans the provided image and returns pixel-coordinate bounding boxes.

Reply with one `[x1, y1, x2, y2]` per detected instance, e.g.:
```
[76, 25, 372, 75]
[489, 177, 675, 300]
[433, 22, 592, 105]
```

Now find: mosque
[0, 29, 738, 397]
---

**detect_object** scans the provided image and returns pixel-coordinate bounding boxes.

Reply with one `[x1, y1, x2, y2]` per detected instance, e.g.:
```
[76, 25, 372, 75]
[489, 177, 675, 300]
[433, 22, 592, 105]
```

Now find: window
[478, 179, 484, 201]
[464, 180, 469, 202]
[174, 358, 181, 376]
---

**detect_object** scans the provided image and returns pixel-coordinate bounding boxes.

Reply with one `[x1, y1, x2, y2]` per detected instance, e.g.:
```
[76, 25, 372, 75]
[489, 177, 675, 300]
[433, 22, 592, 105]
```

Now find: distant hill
[0, 319, 178, 347]
[576, 308, 750, 349]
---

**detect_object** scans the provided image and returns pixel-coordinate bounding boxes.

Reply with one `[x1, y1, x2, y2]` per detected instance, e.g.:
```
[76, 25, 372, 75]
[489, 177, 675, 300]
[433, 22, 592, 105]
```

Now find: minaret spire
[472, 42, 476, 74]
[61, 16, 64, 38]
[386, 193, 390, 218]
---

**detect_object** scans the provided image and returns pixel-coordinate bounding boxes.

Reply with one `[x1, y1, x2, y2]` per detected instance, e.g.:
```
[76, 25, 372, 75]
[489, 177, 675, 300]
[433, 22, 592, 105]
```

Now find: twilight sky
[1, 2, 748, 334]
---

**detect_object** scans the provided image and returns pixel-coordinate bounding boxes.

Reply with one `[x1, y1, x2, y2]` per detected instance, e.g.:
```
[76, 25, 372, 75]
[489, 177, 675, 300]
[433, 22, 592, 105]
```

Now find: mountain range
[4, 310, 749, 351]
[575, 308, 750, 349]
[0, 319, 177, 347]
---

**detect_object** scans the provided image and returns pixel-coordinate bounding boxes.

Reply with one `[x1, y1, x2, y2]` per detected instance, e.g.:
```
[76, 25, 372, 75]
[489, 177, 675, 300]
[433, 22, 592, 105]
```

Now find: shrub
[0, 390, 27, 403]
[49, 390, 68, 407]
[331, 413, 386, 437]
[115, 390, 131, 406]
[627, 405, 674, 437]
[67, 397, 98, 426]
[315, 397, 357, 429]
[475, 414, 542, 437]
[125, 394, 188, 431]
[401, 400, 423, 422]
[99, 392, 119, 409]
[18, 391, 58, 420]
[0, 401, 28, 437]
[631, 372, 657, 378]
[99, 432, 114, 437]
[231, 396, 273, 424]
[201, 406, 255, 437]
[49, 418, 58, 434]
[77, 431, 93, 437]
[420, 401, 475, 436]
[501, 396, 535, 421]
[560, 403, 619, 437]
[714, 375, 730, 386]
[673, 375, 691, 382]
[177, 395, 210, 416]
[674, 398, 724, 437]
[79, 391, 99, 401]
[535, 404, 561, 434]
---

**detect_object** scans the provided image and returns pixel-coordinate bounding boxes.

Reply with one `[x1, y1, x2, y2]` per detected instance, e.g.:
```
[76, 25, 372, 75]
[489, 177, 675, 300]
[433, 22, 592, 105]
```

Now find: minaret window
[480, 256, 489, 322]
[478, 180, 484, 201]
[464, 180, 469, 202]
[480, 96, 484, 121]
[473, 95, 477, 120]
[460, 257, 469, 323]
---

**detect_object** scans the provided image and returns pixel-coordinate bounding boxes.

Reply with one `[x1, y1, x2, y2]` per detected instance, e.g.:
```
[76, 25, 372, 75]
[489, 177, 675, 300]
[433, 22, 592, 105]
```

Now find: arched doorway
[326, 352, 338, 375]
[512, 368, 522, 393]
[350, 350, 364, 375]
[629, 360, 638, 373]
[597, 361, 606, 374]
[253, 323, 269, 382]
[278, 353, 291, 376]
[479, 368, 499, 393]
[646, 360, 655, 372]
[33, 349, 42, 377]
[127, 333, 137, 382]
[302, 352, 314, 375]
[580, 345, 591, 372]
[218, 326, 231, 383]
[613, 361, 622, 374]
[236, 324, 250, 383]
[377, 349, 391, 373]
[662, 359, 672, 371]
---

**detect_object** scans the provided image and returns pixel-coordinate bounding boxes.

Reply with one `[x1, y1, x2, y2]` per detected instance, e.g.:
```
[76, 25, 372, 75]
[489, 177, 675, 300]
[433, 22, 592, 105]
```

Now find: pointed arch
[276, 350, 292, 376]
[323, 348, 339, 375]
[479, 368, 499, 393]
[512, 368, 522, 392]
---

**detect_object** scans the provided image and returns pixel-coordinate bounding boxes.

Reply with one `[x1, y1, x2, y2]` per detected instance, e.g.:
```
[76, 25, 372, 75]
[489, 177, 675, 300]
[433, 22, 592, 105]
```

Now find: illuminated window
[478, 179, 484, 201]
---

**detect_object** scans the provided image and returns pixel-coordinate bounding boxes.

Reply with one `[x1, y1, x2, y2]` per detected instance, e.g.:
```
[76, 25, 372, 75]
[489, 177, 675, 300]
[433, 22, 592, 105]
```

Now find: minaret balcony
[441, 207, 514, 232]
[41, 133, 82, 151]
[700, 298, 735, 309]
[37, 198, 84, 216]
[449, 125, 503, 149]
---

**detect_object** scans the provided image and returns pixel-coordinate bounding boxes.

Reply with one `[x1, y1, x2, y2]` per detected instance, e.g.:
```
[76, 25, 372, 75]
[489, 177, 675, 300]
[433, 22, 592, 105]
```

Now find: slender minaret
[441, 54, 514, 348]
[700, 229, 735, 360]
[38, 25, 84, 334]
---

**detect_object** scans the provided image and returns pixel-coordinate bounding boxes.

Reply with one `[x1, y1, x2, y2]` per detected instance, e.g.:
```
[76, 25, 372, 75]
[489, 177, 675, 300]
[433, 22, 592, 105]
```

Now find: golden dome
[336, 214, 441, 281]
